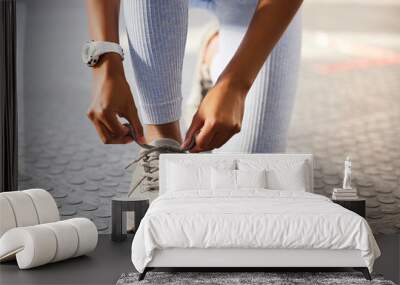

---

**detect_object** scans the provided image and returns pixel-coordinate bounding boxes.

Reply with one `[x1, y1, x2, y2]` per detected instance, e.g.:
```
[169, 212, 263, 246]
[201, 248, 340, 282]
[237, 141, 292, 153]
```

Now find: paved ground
[289, 0, 400, 235]
[16, 0, 400, 235]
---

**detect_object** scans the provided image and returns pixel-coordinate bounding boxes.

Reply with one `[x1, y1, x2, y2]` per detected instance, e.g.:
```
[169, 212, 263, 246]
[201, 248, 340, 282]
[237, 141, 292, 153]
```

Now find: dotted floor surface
[16, 1, 400, 234]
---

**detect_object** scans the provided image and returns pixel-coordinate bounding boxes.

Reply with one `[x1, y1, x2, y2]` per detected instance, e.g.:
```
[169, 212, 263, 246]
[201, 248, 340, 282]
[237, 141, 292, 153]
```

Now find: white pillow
[238, 159, 309, 191]
[211, 168, 236, 190]
[236, 169, 267, 189]
[167, 163, 210, 191]
[166, 160, 235, 192]
[211, 168, 268, 191]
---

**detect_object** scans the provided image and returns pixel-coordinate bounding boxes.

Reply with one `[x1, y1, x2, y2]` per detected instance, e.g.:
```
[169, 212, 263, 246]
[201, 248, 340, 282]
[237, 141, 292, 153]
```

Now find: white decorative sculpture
[0, 189, 98, 269]
[342, 156, 352, 190]
[332, 157, 358, 200]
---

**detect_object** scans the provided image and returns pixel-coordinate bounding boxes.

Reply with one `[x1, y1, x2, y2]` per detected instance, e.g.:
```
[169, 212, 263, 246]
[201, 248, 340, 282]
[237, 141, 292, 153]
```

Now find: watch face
[81, 42, 91, 64]
[81, 42, 99, 67]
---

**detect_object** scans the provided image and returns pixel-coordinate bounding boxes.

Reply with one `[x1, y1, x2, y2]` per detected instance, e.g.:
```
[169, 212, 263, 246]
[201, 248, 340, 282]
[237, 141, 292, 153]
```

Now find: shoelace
[126, 145, 185, 194]
[123, 123, 195, 194]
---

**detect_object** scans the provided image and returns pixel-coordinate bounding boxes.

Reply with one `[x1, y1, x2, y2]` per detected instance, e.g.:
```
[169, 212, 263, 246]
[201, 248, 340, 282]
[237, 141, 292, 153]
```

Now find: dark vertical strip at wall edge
[0, 0, 18, 192]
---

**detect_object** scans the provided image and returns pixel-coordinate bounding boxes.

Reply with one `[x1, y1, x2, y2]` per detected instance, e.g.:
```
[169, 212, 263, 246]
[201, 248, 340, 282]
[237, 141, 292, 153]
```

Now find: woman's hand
[85, 0, 144, 144]
[87, 54, 144, 144]
[182, 0, 302, 152]
[182, 81, 246, 152]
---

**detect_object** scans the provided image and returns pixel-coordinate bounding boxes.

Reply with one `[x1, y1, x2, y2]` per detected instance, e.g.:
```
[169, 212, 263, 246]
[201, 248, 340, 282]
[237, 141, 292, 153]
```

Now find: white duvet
[131, 190, 380, 273]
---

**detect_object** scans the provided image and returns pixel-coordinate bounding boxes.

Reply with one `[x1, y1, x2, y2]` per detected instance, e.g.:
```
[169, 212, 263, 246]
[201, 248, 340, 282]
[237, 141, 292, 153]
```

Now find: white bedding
[131, 190, 380, 273]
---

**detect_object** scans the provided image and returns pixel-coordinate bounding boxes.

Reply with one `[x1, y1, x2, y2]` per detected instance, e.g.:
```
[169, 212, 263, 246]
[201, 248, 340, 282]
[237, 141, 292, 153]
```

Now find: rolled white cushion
[0, 191, 39, 227]
[24, 189, 59, 224]
[0, 189, 60, 239]
[0, 196, 17, 237]
[0, 226, 57, 268]
[0, 218, 97, 269]
[42, 221, 79, 262]
[64, 218, 98, 257]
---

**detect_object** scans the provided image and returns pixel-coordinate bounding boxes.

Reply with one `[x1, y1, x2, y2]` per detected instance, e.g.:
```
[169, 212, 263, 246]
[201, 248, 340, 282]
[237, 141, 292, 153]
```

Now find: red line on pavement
[315, 55, 400, 75]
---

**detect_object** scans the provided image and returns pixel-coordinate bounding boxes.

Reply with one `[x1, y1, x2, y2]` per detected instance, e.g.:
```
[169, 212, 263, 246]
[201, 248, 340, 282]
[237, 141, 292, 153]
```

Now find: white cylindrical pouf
[0, 226, 57, 269]
[65, 218, 98, 257]
[0, 196, 17, 237]
[1, 192, 39, 227]
[24, 189, 59, 224]
[0, 218, 97, 269]
[43, 221, 79, 262]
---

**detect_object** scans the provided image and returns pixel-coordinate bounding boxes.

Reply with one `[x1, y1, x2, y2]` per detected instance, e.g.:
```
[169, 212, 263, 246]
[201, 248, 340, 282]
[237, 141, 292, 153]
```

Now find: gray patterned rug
[116, 272, 396, 285]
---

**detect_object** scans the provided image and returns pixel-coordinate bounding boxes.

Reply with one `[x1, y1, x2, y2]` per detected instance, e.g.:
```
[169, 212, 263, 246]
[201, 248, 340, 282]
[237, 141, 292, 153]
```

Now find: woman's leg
[123, 0, 188, 143]
[210, 0, 302, 153]
[123, 1, 189, 227]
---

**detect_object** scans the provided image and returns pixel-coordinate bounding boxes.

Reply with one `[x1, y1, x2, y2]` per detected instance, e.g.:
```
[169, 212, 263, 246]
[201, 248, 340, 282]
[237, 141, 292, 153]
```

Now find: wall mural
[17, 1, 400, 235]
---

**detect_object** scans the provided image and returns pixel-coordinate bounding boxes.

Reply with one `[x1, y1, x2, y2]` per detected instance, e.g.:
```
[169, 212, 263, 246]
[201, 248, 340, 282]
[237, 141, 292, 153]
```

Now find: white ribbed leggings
[123, 0, 302, 153]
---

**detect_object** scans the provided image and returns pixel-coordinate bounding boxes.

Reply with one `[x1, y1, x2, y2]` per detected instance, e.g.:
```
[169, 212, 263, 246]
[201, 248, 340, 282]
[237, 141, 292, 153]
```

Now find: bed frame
[140, 248, 371, 280]
[139, 154, 371, 281]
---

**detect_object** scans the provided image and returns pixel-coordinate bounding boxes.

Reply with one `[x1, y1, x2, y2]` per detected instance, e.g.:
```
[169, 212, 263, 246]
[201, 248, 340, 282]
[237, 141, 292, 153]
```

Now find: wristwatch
[81, 41, 124, 67]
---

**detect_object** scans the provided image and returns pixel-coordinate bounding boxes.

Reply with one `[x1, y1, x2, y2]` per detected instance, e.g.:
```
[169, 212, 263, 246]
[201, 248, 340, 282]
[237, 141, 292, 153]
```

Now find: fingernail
[181, 138, 189, 149]
[182, 138, 196, 151]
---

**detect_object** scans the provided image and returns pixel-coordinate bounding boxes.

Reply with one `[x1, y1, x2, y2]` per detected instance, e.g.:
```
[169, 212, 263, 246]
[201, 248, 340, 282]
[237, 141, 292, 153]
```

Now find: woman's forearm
[217, 0, 303, 94]
[85, 0, 123, 75]
[86, 0, 120, 42]
[85, 0, 144, 144]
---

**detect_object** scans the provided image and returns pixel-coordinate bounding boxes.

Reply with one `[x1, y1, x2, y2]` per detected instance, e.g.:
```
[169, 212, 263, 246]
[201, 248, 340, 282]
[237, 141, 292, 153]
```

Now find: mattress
[131, 190, 380, 273]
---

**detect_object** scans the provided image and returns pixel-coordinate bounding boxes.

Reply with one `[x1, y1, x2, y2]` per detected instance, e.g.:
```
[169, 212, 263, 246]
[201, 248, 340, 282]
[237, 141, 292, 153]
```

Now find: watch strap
[92, 41, 124, 60]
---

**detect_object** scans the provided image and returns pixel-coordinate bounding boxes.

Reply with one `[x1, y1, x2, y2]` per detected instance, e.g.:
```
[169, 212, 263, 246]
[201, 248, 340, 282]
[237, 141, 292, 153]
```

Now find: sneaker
[126, 138, 184, 231]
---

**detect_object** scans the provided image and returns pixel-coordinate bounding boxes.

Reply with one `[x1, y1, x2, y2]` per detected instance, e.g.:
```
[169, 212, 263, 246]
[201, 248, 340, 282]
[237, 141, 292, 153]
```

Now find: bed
[131, 154, 380, 281]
